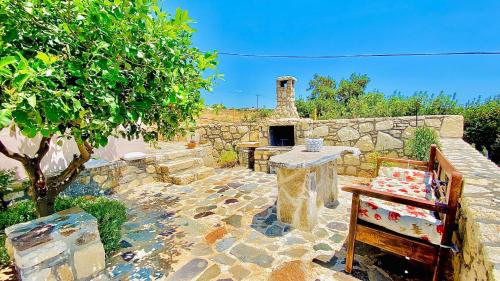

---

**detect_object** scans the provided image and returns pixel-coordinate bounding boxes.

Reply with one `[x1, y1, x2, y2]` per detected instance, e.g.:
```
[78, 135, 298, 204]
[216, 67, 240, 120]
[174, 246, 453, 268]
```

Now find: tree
[0, 0, 217, 216]
[307, 73, 370, 103]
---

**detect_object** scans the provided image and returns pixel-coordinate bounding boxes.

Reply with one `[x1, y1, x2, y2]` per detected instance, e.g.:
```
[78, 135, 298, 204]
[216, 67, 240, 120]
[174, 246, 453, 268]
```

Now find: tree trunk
[35, 195, 55, 217]
[0, 137, 92, 218]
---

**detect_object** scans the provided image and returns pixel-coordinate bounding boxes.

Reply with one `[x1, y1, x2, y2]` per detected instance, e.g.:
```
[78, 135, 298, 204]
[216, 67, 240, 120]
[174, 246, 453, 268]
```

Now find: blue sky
[163, 1, 500, 108]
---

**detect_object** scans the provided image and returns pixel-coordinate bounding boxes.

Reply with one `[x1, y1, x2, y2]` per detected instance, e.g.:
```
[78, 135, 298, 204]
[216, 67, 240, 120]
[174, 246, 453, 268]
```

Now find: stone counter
[269, 145, 360, 169]
[270, 146, 360, 231]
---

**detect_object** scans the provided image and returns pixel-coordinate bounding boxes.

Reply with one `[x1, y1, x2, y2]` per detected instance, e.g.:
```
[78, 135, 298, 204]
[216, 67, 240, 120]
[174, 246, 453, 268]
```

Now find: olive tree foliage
[0, 0, 217, 216]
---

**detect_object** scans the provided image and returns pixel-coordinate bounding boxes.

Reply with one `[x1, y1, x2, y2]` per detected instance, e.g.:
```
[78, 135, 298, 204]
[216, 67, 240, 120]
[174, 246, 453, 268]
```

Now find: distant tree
[0, 0, 217, 216]
[307, 73, 370, 103]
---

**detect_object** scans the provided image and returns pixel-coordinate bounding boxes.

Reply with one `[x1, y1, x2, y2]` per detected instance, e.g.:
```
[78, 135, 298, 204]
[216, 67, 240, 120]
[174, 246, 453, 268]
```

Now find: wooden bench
[342, 144, 463, 281]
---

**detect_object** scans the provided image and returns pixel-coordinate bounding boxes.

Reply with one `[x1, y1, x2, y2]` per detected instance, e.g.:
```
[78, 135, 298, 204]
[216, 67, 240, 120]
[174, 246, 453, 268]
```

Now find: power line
[217, 51, 500, 59]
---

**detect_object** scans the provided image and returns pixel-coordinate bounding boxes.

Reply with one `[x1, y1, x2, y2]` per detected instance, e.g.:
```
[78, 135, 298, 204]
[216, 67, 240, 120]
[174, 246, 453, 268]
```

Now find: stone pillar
[271, 76, 300, 119]
[5, 207, 106, 280]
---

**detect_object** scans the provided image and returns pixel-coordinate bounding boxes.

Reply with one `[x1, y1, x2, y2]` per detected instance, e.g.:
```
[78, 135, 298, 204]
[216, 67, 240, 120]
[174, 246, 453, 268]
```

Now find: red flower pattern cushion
[378, 166, 430, 184]
[359, 172, 443, 245]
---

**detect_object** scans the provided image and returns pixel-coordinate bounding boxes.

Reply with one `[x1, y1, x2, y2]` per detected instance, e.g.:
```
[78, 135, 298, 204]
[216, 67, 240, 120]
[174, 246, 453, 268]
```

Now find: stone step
[160, 148, 202, 161]
[158, 158, 203, 174]
[170, 166, 215, 185]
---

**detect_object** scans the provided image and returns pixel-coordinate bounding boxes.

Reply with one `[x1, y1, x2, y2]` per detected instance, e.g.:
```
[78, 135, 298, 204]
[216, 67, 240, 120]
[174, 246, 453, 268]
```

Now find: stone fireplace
[269, 125, 295, 146]
[270, 76, 300, 119]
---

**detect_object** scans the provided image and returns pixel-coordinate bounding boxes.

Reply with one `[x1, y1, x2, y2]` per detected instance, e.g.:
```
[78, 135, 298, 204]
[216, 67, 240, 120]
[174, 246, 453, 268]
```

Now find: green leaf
[12, 73, 31, 90]
[0, 109, 12, 128]
[27, 95, 36, 108]
[0, 56, 17, 69]
[36, 52, 50, 65]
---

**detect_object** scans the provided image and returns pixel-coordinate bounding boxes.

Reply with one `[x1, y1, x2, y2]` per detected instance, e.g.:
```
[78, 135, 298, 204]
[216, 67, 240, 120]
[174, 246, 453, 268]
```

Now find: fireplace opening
[269, 125, 295, 146]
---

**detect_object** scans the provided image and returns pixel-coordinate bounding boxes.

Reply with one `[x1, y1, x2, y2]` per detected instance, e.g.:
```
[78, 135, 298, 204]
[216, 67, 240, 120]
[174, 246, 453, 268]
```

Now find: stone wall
[197, 115, 464, 176]
[440, 138, 499, 281]
[5, 207, 106, 280]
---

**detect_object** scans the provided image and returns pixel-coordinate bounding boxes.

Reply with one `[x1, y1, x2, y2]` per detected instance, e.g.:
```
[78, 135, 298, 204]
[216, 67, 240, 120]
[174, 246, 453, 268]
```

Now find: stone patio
[106, 167, 435, 281]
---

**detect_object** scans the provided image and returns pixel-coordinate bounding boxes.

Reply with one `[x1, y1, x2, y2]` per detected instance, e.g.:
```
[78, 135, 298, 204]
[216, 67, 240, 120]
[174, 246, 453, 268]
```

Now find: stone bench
[5, 207, 105, 280]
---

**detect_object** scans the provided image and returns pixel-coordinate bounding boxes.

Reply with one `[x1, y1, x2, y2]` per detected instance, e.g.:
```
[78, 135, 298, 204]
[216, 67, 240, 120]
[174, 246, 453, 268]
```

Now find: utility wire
[217, 51, 500, 59]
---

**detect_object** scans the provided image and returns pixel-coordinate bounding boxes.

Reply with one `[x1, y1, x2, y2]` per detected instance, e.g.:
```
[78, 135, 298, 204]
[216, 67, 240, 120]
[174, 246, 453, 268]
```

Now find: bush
[462, 99, 500, 163]
[219, 149, 238, 168]
[0, 196, 126, 265]
[55, 197, 127, 254]
[407, 127, 440, 161]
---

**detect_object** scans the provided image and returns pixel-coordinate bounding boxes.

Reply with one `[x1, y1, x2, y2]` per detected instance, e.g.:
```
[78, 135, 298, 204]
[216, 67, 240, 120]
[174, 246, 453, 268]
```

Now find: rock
[440, 115, 463, 137]
[229, 264, 251, 280]
[165, 258, 208, 281]
[223, 215, 242, 228]
[313, 126, 329, 137]
[93, 175, 107, 184]
[229, 243, 274, 267]
[355, 135, 375, 152]
[343, 154, 360, 165]
[196, 264, 221, 281]
[326, 221, 348, 231]
[375, 132, 403, 150]
[424, 118, 442, 128]
[359, 122, 374, 133]
[402, 127, 416, 139]
[375, 120, 393, 130]
[74, 243, 105, 279]
[269, 260, 307, 281]
[56, 264, 74, 281]
[215, 237, 236, 252]
[211, 253, 236, 265]
[313, 243, 333, 251]
[194, 211, 215, 219]
[338, 127, 360, 142]
[205, 227, 227, 245]
[265, 225, 283, 237]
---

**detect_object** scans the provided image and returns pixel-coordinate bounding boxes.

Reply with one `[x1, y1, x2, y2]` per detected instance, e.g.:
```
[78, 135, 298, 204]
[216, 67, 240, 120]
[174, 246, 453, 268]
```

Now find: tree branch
[0, 140, 29, 165]
[35, 136, 51, 162]
[51, 141, 93, 195]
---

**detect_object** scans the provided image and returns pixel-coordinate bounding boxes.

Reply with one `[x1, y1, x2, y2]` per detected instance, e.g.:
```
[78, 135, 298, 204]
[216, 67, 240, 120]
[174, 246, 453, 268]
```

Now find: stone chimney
[271, 76, 300, 119]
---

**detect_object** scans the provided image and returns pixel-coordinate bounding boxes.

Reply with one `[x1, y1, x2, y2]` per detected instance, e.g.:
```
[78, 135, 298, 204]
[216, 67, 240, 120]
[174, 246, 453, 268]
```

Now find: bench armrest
[342, 185, 448, 213]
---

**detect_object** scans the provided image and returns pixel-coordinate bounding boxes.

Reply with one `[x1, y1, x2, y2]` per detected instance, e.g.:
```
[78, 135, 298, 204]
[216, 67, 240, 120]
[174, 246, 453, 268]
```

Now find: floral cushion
[378, 166, 430, 184]
[359, 176, 443, 245]
[370, 176, 434, 201]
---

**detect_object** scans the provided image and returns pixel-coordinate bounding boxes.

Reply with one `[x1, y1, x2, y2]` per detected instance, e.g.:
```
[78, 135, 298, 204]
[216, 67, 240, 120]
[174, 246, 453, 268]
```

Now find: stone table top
[269, 145, 361, 169]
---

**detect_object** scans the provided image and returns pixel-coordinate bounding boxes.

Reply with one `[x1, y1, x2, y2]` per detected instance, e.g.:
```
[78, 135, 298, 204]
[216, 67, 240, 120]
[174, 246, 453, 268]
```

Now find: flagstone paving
[106, 167, 434, 281]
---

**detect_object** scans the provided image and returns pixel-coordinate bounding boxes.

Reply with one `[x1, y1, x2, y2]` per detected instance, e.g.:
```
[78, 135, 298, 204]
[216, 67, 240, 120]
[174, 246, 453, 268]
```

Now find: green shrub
[219, 149, 238, 168]
[0, 235, 8, 266]
[55, 197, 127, 254]
[462, 99, 500, 163]
[0, 196, 126, 265]
[407, 127, 440, 161]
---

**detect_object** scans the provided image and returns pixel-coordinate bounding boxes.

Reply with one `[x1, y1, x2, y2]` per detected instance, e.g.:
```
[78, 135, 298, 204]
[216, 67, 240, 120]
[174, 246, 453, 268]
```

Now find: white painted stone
[375, 132, 403, 151]
[121, 152, 146, 161]
[337, 127, 360, 142]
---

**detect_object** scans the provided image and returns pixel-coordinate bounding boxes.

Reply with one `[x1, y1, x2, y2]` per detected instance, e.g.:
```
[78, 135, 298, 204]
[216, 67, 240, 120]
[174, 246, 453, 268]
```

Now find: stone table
[269, 145, 360, 231]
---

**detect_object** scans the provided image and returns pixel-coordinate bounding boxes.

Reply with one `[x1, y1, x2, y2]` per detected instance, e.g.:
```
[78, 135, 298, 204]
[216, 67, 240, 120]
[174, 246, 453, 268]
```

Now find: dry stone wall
[196, 115, 464, 177]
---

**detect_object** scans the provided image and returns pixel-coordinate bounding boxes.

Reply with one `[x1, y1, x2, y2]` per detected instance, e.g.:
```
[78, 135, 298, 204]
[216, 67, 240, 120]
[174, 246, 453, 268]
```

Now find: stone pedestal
[5, 207, 105, 280]
[269, 145, 360, 231]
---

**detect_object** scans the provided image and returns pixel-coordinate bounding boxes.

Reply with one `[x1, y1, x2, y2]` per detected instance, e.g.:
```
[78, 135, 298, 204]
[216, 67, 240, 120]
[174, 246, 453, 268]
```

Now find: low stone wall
[440, 138, 499, 281]
[197, 115, 464, 177]
[5, 207, 105, 280]
[64, 145, 213, 196]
